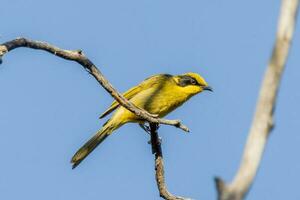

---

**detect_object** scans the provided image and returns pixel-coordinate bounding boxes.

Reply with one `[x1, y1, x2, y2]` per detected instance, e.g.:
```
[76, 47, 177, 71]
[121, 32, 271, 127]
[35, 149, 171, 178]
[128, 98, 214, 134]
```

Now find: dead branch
[149, 123, 191, 200]
[0, 38, 189, 132]
[215, 0, 299, 200]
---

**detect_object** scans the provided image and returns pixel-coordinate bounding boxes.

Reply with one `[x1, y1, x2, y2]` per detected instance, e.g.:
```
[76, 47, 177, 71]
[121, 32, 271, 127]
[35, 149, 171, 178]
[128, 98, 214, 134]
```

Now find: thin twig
[0, 37, 189, 132]
[215, 1, 299, 200]
[149, 123, 191, 200]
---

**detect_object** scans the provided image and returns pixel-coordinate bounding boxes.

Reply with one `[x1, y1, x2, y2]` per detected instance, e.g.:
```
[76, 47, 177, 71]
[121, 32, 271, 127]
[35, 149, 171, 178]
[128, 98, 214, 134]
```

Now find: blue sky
[0, 0, 299, 199]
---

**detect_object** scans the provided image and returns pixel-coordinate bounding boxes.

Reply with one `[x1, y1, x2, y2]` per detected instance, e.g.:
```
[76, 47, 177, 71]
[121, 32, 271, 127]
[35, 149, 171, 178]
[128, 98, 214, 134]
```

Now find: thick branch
[149, 123, 191, 200]
[0, 38, 189, 132]
[215, 1, 299, 200]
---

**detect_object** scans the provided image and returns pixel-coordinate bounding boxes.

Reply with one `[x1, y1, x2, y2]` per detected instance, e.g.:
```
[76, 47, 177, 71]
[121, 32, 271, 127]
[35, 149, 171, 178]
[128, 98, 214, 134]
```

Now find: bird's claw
[139, 123, 162, 145]
[139, 123, 151, 134]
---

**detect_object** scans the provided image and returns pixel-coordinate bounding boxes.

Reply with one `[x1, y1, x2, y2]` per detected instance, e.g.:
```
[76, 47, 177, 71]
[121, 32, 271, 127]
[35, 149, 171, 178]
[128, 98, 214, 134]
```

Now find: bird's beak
[203, 86, 213, 92]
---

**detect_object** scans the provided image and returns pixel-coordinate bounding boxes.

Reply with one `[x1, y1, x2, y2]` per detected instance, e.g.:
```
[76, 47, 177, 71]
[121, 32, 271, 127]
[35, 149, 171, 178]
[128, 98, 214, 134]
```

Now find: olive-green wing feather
[99, 85, 143, 119]
[99, 74, 172, 119]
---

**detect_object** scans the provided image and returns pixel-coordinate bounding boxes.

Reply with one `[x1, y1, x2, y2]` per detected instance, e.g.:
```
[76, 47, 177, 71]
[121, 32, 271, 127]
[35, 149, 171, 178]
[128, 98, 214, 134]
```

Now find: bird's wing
[99, 85, 144, 119]
[99, 74, 172, 119]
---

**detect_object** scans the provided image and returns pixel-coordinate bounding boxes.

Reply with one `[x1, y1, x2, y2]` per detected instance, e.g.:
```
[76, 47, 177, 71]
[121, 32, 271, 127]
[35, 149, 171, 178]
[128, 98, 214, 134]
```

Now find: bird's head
[174, 72, 213, 95]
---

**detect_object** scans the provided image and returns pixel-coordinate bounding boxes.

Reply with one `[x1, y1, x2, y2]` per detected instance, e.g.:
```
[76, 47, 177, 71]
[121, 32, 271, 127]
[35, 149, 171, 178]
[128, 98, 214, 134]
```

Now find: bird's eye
[190, 79, 197, 85]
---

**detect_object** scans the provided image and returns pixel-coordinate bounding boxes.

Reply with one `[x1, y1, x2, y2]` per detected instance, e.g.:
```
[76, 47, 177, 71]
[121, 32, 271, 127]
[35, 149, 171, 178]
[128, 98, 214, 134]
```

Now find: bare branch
[149, 123, 191, 200]
[215, 0, 299, 199]
[0, 38, 189, 132]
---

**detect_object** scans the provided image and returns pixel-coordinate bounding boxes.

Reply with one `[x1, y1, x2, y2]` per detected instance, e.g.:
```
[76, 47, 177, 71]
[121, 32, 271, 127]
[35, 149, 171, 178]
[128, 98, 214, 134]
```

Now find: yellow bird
[71, 72, 212, 168]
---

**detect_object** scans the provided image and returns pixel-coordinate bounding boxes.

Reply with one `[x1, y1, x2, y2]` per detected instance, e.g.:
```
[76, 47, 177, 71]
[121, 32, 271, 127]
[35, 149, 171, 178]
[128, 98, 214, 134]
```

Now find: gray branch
[0, 38, 189, 132]
[215, 0, 299, 199]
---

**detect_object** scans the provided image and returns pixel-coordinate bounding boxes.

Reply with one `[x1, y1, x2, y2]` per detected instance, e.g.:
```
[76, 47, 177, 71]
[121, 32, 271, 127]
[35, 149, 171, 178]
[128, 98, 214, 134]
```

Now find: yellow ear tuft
[172, 76, 181, 85]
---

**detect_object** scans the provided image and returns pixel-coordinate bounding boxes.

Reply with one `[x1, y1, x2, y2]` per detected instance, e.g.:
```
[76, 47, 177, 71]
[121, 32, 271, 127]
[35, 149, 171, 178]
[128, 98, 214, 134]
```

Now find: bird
[71, 72, 212, 169]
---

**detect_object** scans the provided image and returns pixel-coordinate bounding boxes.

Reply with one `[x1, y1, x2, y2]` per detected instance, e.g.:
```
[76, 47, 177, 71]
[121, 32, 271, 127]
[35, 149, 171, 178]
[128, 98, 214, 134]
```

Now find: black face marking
[178, 75, 199, 87]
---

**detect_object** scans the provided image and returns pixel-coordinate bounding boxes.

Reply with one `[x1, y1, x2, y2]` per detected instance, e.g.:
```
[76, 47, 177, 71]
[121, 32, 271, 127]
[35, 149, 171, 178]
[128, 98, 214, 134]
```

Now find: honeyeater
[71, 72, 212, 168]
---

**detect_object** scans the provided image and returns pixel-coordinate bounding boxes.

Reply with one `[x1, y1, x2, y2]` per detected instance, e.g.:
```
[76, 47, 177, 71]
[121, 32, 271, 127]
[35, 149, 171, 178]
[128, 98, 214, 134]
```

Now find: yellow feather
[99, 74, 173, 118]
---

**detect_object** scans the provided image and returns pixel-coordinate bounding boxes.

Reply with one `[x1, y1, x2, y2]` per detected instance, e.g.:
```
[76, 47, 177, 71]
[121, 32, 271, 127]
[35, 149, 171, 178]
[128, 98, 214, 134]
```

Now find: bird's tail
[71, 121, 119, 169]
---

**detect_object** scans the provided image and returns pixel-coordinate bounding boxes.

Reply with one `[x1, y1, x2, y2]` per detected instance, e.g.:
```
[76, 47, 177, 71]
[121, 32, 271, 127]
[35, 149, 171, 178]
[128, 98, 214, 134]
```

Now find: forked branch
[0, 37, 191, 200]
[215, 0, 299, 199]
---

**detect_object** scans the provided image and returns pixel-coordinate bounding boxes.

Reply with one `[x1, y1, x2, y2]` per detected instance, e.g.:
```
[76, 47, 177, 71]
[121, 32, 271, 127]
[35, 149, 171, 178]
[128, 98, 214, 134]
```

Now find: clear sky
[0, 0, 299, 199]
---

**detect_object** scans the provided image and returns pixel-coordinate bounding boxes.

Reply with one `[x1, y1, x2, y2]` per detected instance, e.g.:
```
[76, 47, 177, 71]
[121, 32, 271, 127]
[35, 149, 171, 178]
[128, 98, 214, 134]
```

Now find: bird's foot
[139, 123, 162, 144]
[139, 123, 151, 134]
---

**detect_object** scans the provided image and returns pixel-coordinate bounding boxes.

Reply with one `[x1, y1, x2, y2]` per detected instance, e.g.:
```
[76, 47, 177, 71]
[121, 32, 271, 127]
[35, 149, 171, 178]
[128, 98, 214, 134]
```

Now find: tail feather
[71, 123, 116, 169]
